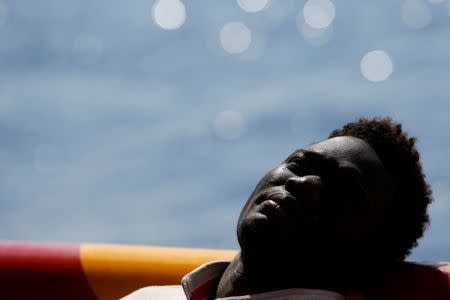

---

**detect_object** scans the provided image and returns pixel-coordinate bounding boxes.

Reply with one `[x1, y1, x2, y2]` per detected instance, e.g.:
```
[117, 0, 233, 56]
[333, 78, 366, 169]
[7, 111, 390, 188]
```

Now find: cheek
[320, 186, 368, 237]
[246, 167, 290, 200]
[255, 168, 283, 187]
[240, 168, 291, 211]
[321, 196, 385, 242]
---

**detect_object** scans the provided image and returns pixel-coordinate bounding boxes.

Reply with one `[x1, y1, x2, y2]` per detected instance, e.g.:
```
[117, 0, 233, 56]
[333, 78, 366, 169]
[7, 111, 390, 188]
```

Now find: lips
[259, 199, 285, 216]
[256, 190, 289, 204]
[264, 191, 294, 207]
[258, 191, 294, 221]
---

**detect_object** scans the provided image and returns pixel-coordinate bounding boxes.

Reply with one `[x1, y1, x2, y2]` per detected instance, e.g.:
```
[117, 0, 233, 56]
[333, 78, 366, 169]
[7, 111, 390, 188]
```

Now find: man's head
[236, 117, 432, 290]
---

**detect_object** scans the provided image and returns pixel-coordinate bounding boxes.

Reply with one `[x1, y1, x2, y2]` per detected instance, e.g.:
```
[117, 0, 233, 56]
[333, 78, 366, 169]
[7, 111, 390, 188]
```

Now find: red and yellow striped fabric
[0, 241, 449, 300]
[0, 241, 236, 300]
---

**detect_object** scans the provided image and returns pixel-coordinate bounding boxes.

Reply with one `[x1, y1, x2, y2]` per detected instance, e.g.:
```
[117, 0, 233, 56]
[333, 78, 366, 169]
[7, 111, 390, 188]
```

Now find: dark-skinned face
[237, 136, 394, 263]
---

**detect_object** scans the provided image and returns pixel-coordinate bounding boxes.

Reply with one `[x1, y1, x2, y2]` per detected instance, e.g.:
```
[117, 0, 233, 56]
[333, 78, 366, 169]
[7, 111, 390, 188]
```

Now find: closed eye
[286, 156, 317, 175]
[284, 150, 339, 176]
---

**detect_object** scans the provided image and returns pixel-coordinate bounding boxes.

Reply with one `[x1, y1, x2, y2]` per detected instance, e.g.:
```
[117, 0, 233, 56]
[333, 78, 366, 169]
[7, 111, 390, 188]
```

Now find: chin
[237, 214, 295, 255]
[238, 216, 272, 244]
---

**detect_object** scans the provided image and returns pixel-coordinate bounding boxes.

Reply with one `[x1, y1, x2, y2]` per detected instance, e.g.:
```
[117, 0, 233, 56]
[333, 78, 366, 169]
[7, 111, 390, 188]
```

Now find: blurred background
[0, 0, 449, 261]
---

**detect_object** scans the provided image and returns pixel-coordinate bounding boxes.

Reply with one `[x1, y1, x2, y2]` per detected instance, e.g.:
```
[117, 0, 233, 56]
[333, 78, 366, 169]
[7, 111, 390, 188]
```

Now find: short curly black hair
[329, 117, 432, 262]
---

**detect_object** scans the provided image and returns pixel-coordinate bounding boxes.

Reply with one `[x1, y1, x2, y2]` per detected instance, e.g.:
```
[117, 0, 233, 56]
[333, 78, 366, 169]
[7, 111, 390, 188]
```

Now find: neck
[215, 248, 385, 298]
[215, 251, 323, 298]
[215, 253, 269, 298]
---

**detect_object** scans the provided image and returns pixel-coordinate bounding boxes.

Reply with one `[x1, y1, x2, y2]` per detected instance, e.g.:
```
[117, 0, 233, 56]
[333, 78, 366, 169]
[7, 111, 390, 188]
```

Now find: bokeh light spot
[360, 50, 394, 82]
[401, 0, 431, 29]
[297, 12, 333, 46]
[263, 0, 294, 22]
[214, 110, 245, 140]
[152, 0, 186, 30]
[237, 0, 269, 13]
[220, 22, 252, 54]
[0, 1, 8, 26]
[240, 31, 266, 60]
[303, 0, 335, 29]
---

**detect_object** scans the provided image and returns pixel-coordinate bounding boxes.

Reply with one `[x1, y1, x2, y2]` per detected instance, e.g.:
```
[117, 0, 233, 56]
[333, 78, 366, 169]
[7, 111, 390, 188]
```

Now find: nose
[285, 175, 323, 205]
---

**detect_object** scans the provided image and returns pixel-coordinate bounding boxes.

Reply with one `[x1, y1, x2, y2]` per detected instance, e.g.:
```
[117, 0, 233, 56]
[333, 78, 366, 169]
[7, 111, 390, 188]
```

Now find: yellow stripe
[80, 243, 237, 300]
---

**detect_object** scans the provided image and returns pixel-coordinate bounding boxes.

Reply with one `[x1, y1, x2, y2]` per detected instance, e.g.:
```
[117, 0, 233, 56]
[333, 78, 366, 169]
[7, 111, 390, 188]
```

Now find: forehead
[302, 136, 382, 170]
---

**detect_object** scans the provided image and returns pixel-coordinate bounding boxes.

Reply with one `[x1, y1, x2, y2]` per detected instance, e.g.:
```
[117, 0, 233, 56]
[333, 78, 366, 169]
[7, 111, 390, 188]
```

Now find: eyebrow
[290, 150, 368, 196]
[308, 151, 368, 197]
[288, 149, 340, 168]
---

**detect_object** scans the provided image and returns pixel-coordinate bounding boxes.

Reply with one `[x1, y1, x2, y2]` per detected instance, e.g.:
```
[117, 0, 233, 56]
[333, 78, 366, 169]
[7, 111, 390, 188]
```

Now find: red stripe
[367, 262, 450, 299]
[0, 241, 97, 300]
[190, 277, 218, 300]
